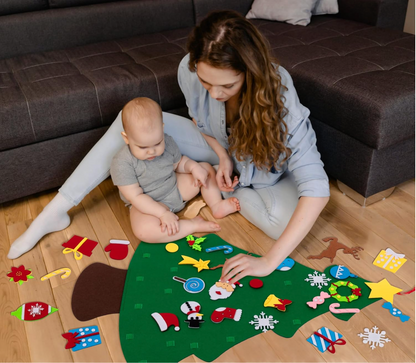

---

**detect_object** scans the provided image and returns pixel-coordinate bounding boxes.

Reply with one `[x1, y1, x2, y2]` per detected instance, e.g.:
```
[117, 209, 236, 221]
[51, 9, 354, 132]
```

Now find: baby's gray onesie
[110, 134, 186, 212]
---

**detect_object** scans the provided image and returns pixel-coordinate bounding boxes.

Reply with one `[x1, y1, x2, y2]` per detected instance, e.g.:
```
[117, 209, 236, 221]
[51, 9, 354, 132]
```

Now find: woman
[8, 11, 329, 285]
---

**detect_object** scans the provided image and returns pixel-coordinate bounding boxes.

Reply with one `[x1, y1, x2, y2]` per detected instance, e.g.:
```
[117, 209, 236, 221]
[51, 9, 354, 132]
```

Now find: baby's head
[121, 97, 164, 161]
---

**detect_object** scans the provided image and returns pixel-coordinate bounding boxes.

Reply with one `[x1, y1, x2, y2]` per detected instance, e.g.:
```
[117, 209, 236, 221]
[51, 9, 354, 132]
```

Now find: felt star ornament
[179, 255, 210, 272]
[365, 279, 402, 304]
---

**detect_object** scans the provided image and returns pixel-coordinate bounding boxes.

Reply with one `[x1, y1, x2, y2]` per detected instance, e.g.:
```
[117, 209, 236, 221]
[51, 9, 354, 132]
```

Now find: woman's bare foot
[211, 197, 241, 219]
[191, 216, 221, 233]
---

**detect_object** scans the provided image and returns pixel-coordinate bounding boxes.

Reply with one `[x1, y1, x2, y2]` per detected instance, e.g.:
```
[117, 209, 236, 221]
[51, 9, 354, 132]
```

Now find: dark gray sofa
[0, 0, 414, 204]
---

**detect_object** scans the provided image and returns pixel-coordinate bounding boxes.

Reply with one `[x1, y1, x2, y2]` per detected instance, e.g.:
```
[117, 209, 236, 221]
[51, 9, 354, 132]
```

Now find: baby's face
[126, 121, 165, 161]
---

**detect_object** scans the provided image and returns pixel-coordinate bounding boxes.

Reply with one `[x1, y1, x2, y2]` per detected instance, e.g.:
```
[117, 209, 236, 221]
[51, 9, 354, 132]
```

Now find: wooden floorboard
[1, 178, 414, 362]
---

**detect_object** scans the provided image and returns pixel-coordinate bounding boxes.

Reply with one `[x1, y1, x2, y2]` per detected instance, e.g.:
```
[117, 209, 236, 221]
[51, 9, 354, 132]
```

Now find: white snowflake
[249, 312, 278, 333]
[305, 271, 331, 289]
[28, 303, 44, 317]
[358, 326, 391, 350]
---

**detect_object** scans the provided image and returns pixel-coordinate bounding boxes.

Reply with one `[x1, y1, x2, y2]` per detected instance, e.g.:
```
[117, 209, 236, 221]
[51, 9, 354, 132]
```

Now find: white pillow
[312, 0, 339, 15]
[246, 0, 319, 26]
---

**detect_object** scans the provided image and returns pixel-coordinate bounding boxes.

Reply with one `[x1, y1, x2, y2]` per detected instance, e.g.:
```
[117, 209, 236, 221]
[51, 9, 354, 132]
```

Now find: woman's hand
[159, 211, 179, 236]
[217, 155, 239, 192]
[220, 254, 276, 285]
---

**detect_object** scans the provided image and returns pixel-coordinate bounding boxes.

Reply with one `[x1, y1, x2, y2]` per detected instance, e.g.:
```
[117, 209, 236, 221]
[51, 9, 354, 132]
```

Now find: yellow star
[193, 259, 210, 272]
[178, 255, 210, 272]
[365, 279, 402, 304]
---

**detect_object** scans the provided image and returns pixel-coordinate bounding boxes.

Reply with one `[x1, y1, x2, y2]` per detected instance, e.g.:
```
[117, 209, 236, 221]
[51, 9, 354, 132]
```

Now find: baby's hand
[192, 165, 209, 188]
[160, 211, 179, 236]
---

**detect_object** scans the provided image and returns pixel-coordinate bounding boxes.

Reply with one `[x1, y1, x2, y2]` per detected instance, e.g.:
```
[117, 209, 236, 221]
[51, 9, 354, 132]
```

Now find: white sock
[7, 193, 74, 259]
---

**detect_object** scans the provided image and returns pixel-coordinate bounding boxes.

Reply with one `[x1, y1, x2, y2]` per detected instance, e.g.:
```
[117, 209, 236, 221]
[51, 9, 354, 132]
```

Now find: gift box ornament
[373, 248, 406, 273]
[62, 235, 98, 260]
[307, 327, 346, 353]
[62, 325, 101, 351]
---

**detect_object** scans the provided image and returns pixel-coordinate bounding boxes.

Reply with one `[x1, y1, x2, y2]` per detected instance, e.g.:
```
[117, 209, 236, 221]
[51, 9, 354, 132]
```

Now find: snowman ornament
[180, 301, 204, 329]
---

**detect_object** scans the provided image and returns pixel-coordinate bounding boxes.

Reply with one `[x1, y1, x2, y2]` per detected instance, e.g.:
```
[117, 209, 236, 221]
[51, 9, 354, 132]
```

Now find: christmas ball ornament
[330, 265, 357, 279]
[249, 279, 263, 289]
[10, 301, 58, 321]
[276, 258, 295, 271]
[151, 312, 180, 332]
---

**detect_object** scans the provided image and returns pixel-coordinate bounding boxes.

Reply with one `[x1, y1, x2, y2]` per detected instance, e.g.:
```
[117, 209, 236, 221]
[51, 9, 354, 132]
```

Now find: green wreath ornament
[329, 280, 362, 302]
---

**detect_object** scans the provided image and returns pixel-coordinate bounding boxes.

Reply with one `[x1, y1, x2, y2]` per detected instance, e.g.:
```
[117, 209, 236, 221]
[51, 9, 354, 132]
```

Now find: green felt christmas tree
[119, 234, 377, 362]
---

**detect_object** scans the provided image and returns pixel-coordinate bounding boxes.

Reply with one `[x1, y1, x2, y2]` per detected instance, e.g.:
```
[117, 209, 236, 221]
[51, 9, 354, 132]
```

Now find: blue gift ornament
[276, 258, 295, 271]
[66, 325, 102, 352]
[330, 265, 357, 279]
[307, 327, 346, 353]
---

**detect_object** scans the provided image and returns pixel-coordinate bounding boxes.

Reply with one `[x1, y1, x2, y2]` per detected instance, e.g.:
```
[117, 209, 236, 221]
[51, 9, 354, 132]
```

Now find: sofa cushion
[0, 0, 194, 60]
[49, 0, 115, 9]
[0, 30, 190, 152]
[193, 0, 253, 23]
[0, 0, 48, 16]
[246, 0, 319, 26]
[256, 16, 415, 150]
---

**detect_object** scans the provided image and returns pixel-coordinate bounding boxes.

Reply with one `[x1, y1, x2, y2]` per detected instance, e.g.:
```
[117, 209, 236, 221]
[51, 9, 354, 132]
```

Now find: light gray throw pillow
[312, 0, 339, 15]
[246, 0, 319, 26]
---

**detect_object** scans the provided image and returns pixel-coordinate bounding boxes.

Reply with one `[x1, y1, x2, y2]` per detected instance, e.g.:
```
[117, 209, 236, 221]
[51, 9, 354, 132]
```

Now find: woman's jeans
[60, 111, 298, 240]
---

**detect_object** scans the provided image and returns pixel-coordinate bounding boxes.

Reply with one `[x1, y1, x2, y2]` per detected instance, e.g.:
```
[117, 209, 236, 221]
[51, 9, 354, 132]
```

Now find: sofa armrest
[337, 0, 409, 31]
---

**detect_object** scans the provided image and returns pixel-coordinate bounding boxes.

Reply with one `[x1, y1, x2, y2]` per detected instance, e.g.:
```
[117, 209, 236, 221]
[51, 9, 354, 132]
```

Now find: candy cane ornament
[205, 245, 233, 254]
[41, 268, 72, 281]
[329, 303, 360, 314]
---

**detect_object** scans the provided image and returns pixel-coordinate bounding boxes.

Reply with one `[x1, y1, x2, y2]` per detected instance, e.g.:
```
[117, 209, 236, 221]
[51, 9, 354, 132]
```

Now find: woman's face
[196, 61, 245, 102]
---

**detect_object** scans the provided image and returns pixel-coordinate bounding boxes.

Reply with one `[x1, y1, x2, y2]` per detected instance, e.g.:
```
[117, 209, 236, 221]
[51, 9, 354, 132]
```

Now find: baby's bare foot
[191, 216, 221, 233]
[211, 197, 241, 219]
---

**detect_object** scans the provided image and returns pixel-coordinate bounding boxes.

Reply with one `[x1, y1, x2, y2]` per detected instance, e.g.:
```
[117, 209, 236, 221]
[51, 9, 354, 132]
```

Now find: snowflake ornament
[28, 303, 44, 317]
[358, 326, 391, 350]
[249, 311, 278, 333]
[305, 271, 331, 289]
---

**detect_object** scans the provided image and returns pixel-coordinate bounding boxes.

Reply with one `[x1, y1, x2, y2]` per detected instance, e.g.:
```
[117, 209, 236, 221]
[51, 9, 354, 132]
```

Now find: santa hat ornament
[151, 312, 180, 332]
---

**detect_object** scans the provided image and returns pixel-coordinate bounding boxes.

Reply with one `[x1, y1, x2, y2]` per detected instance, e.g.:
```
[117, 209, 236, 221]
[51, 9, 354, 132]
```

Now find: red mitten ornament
[104, 239, 130, 260]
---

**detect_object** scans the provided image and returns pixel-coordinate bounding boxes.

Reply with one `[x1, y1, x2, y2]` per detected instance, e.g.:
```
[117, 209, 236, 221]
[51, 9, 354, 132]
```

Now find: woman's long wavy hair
[187, 10, 291, 171]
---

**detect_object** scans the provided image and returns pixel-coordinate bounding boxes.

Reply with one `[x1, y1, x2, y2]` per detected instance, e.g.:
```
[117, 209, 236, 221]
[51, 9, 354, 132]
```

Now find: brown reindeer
[307, 237, 364, 263]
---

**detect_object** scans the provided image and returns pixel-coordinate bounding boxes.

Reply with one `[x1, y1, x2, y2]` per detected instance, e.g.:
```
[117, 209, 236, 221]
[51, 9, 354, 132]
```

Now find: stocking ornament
[211, 307, 242, 323]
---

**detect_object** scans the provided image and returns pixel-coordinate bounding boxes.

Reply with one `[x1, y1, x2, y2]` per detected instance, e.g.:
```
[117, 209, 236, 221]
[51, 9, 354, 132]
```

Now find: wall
[404, 0, 415, 34]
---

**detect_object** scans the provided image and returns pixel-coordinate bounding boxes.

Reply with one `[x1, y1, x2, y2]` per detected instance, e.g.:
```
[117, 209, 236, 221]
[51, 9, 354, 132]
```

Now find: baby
[110, 97, 241, 243]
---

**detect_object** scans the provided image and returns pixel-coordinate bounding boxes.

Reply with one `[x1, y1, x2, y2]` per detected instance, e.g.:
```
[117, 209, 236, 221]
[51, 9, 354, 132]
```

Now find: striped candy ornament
[307, 327, 346, 353]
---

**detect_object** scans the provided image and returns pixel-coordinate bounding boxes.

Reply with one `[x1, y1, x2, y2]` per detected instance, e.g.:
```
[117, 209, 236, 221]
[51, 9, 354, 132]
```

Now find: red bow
[313, 331, 346, 354]
[274, 299, 292, 311]
[62, 331, 100, 349]
[186, 306, 201, 315]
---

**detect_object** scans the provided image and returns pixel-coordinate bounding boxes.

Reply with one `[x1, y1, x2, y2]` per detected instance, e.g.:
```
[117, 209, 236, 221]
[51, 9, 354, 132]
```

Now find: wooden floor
[1, 178, 414, 362]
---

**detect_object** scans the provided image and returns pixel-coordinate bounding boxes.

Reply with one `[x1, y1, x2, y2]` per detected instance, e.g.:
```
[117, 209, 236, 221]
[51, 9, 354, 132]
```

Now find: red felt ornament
[7, 265, 33, 285]
[62, 235, 98, 260]
[249, 279, 263, 289]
